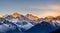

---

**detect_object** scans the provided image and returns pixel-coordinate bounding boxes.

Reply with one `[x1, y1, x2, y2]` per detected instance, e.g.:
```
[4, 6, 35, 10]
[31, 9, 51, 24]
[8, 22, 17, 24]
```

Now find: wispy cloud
[28, 5, 60, 11]
[24, 5, 60, 17]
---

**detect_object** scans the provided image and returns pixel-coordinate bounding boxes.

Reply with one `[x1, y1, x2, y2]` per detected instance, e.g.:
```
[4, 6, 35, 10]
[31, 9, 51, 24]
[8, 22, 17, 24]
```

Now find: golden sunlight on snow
[12, 12, 22, 18]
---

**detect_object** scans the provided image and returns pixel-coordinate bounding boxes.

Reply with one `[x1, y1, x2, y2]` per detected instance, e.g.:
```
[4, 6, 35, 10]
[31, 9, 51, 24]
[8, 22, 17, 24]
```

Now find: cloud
[26, 5, 60, 17]
[29, 5, 60, 11]
[23, 5, 60, 18]
[47, 5, 60, 11]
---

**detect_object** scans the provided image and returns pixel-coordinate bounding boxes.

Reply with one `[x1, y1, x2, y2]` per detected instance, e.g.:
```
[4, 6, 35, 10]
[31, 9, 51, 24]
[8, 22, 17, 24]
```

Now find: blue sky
[0, 0, 60, 17]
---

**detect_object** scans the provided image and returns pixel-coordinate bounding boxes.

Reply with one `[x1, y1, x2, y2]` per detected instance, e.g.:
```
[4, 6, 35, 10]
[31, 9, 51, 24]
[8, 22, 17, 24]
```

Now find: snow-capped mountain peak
[12, 12, 23, 18]
[25, 14, 39, 21]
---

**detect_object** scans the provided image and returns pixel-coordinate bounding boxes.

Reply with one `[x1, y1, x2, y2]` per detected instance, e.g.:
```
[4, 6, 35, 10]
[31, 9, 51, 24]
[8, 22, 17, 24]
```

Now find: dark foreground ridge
[24, 21, 57, 33]
[50, 28, 60, 33]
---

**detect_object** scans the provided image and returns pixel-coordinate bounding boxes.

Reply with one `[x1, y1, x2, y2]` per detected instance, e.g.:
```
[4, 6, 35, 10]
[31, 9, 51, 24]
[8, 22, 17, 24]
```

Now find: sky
[0, 0, 60, 18]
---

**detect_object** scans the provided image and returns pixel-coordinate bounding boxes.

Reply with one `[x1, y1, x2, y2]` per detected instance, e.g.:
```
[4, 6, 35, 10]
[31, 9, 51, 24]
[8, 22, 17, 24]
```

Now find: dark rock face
[24, 21, 58, 33]
[50, 28, 60, 33]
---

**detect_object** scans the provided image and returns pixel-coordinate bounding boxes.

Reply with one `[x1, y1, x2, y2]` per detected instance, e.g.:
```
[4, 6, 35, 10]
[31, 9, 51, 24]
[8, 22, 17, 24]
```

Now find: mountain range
[0, 12, 60, 33]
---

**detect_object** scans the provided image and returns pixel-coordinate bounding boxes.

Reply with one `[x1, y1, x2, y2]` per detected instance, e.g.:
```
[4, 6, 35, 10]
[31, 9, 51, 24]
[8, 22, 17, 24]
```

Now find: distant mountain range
[0, 12, 60, 33]
[3, 12, 39, 21]
[0, 12, 60, 20]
